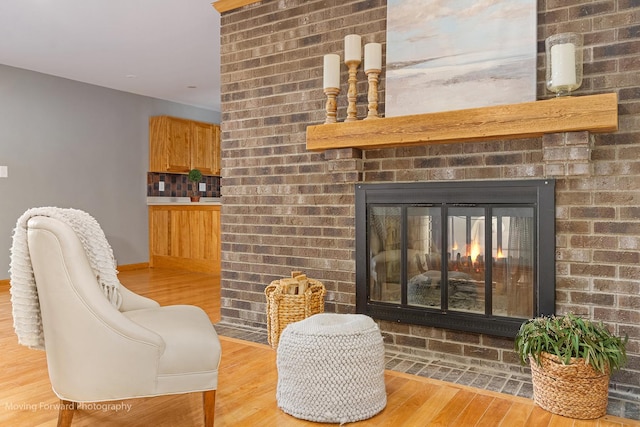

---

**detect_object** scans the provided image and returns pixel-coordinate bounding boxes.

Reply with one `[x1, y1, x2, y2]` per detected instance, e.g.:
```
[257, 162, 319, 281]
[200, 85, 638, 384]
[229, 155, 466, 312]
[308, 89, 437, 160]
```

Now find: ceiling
[0, 1, 221, 112]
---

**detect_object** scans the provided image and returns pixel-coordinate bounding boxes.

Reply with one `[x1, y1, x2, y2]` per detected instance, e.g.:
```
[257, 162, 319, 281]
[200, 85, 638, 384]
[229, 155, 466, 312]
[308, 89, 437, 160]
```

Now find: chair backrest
[26, 216, 162, 401]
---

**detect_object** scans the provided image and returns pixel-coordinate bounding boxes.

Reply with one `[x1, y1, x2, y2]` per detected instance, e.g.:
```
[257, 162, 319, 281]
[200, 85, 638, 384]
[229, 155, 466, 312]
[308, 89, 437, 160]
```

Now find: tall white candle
[344, 34, 362, 63]
[550, 43, 576, 87]
[323, 54, 340, 89]
[364, 43, 382, 71]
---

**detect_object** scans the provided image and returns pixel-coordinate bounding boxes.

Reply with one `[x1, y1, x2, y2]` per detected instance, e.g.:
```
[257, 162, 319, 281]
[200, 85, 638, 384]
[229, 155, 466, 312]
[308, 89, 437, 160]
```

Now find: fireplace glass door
[368, 205, 534, 318]
[357, 180, 554, 337]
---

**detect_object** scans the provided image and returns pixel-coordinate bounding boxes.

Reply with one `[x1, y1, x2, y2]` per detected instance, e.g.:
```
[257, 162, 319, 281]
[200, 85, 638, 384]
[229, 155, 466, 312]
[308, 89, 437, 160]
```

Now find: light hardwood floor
[1, 268, 638, 426]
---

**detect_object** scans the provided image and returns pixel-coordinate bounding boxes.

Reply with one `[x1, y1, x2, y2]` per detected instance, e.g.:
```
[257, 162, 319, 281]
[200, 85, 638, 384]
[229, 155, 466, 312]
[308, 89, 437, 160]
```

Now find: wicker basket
[529, 352, 610, 419]
[265, 278, 325, 349]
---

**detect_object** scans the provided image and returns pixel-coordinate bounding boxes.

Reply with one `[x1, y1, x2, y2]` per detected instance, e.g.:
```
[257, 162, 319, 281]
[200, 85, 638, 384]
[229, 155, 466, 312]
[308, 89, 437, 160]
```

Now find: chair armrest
[118, 283, 161, 312]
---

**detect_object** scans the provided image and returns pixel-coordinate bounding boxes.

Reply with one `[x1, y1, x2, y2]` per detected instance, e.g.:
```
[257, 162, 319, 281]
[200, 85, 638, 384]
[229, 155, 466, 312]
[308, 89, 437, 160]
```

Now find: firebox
[355, 180, 555, 337]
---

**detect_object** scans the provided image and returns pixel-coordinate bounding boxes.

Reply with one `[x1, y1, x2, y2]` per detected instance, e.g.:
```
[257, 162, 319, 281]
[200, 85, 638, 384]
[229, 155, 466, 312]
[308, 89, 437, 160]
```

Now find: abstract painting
[385, 0, 537, 117]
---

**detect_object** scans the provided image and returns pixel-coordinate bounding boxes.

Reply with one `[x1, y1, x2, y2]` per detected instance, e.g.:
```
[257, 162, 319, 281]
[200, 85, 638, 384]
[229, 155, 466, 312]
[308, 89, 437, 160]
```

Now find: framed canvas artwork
[385, 0, 537, 117]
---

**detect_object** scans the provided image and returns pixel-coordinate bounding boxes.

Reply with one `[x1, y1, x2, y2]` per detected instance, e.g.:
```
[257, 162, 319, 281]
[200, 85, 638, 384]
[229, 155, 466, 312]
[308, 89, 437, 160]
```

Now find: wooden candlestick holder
[345, 60, 360, 122]
[324, 87, 340, 124]
[365, 69, 381, 120]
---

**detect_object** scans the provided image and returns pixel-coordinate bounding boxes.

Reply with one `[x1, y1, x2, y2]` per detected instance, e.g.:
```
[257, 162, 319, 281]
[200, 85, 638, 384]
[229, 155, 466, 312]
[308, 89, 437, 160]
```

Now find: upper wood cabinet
[149, 116, 220, 175]
[191, 120, 220, 175]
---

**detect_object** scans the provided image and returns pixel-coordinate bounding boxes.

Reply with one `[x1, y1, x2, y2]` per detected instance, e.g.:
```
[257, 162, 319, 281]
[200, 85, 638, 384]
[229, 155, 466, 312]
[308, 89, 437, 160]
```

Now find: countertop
[147, 197, 221, 205]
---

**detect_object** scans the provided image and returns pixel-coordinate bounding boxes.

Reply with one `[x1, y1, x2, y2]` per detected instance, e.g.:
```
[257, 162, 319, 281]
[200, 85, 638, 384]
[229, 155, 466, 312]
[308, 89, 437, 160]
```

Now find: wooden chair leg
[57, 400, 77, 427]
[203, 390, 216, 427]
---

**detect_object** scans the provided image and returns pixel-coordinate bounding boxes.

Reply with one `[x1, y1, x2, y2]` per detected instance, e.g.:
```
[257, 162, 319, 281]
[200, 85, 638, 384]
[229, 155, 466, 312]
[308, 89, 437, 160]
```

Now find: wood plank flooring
[0, 267, 638, 426]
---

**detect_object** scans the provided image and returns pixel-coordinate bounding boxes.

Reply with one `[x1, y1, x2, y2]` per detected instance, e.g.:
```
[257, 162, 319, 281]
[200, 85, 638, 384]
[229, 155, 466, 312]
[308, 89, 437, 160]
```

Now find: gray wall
[0, 64, 221, 278]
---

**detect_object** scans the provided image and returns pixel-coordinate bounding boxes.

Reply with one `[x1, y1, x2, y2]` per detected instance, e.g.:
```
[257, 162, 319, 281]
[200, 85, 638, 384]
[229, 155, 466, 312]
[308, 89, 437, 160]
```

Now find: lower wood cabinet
[149, 205, 221, 274]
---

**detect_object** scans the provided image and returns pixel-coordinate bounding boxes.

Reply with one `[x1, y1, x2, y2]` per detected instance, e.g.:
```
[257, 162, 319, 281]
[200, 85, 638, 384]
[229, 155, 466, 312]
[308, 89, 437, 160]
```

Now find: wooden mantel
[212, 0, 261, 13]
[306, 93, 619, 152]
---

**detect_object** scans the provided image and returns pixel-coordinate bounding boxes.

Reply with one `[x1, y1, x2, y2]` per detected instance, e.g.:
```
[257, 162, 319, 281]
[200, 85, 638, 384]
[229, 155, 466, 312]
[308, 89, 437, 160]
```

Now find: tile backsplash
[147, 172, 221, 197]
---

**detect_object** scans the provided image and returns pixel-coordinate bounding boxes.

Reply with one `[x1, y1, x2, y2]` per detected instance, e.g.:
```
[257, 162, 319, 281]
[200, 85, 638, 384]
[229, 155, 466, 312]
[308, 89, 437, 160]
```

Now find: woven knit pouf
[276, 313, 387, 424]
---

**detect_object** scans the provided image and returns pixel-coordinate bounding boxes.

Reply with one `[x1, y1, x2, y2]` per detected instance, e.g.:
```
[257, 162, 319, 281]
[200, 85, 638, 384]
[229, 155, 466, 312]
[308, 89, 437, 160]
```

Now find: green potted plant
[515, 313, 627, 419]
[188, 169, 203, 202]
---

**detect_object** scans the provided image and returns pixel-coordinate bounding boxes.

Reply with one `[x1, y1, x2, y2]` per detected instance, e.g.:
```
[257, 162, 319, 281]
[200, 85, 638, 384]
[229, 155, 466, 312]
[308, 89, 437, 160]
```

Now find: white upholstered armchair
[12, 213, 221, 426]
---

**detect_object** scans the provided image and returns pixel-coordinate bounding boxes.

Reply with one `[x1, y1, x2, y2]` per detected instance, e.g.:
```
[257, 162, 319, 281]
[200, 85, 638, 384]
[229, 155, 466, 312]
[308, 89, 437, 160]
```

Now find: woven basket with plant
[515, 313, 627, 419]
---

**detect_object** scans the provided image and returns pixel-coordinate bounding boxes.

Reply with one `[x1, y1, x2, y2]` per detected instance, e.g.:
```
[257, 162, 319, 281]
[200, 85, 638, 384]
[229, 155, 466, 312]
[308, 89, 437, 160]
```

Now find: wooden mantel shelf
[306, 93, 618, 151]
[212, 0, 260, 13]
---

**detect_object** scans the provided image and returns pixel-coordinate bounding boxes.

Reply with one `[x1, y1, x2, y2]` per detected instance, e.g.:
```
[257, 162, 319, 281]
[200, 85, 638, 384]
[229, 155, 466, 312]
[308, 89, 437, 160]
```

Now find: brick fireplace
[218, 0, 640, 400]
[355, 179, 556, 338]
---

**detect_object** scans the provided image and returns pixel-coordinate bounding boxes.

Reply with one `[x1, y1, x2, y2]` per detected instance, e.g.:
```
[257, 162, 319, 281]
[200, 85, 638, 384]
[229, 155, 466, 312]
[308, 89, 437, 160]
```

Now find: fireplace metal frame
[355, 179, 555, 338]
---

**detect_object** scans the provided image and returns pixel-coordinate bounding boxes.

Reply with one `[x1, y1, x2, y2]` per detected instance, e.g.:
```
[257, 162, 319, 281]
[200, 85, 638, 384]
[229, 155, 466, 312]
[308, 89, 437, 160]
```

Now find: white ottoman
[276, 313, 387, 424]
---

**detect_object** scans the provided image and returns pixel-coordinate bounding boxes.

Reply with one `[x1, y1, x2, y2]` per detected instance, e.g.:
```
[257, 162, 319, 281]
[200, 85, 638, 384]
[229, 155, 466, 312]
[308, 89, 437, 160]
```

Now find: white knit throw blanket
[9, 207, 122, 350]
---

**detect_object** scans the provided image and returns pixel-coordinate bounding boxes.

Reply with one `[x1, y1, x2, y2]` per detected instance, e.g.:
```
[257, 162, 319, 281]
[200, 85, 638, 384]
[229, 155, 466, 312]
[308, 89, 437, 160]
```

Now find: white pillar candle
[323, 54, 340, 89]
[364, 43, 382, 71]
[344, 34, 362, 63]
[550, 43, 576, 87]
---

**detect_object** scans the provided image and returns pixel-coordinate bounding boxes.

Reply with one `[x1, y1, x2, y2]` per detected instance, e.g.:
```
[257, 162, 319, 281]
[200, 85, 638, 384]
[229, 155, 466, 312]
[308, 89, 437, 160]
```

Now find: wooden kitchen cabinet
[149, 116, 220, 175]
[148, 205, 221, 274]
[191, 120, 220, 175]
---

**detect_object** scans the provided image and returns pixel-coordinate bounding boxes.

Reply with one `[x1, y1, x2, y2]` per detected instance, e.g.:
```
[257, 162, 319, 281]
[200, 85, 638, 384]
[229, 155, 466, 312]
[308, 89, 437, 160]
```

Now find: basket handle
[305, 283, 326, 297]
[265, 281, 286, 302]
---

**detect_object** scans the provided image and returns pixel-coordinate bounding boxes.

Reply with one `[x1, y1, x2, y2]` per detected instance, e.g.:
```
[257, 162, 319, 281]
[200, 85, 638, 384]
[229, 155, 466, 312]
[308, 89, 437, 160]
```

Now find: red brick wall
[219, 0, 640, 391]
